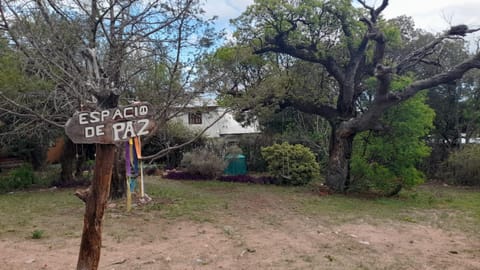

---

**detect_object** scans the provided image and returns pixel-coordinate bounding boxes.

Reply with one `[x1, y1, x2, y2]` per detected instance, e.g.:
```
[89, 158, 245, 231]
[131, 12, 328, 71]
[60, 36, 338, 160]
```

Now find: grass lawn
[0, 178, 479, 269]
[1, 178, 479, 239]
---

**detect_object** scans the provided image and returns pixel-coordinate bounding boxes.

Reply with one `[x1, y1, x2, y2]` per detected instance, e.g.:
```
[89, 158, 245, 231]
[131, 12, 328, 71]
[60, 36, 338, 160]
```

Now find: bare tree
[0, 0, 219, 269]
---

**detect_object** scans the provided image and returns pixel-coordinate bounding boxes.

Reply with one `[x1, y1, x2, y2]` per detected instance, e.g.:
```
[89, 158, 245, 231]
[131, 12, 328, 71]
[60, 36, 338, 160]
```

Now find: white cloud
[203, 0, 253, 25]
[203, 0, 479, 32]
[382, 0, 480, 33]
[203, 0, 480, 47]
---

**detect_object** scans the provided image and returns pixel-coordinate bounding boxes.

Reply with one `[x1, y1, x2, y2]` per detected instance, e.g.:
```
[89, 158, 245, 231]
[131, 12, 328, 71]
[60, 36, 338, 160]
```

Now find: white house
[173, 99, 260, 138]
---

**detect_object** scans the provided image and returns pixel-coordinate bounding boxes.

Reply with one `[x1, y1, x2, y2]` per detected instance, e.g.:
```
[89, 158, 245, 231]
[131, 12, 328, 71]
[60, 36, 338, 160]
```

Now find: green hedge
[261, 142, 320, 185]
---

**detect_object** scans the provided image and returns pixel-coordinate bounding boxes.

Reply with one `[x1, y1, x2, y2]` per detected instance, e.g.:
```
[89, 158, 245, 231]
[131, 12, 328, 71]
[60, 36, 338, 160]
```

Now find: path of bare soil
[1, 186, 479, 270]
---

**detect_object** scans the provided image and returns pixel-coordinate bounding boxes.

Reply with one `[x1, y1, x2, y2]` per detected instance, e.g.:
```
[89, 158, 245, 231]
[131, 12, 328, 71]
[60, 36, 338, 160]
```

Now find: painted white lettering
[90, 111, 100, 123]
[112, 123, 125, 141]
[124, 107, 134, 118]
[139, 105, 148, 116]
[101, 110, 110, 122]
[85, 126, 95, 138]
[122, 121, 136, 140]
[137, 119, 150, 136]
[96, 125, 105, 136]
[79, 113, 89, 125]
[112, 109, 123, 120]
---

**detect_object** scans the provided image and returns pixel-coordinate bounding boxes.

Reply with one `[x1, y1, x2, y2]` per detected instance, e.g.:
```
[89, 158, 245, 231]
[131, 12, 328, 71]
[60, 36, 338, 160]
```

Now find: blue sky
[203, 0, 480, 43]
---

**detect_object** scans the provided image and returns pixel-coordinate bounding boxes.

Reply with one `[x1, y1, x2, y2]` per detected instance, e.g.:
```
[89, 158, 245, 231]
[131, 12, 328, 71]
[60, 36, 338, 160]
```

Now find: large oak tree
[228, 0, 480, 192]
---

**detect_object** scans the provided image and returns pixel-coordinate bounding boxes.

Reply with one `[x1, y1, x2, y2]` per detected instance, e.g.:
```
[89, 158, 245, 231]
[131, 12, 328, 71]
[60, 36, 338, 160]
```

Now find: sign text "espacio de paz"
[65, 103, 156, 144]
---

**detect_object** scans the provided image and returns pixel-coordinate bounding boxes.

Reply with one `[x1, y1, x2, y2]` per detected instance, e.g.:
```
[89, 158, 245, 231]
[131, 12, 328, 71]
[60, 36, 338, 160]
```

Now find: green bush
[31, 229, 44, 239]
[238, 134, 271, 172]
[350, 93, 434, 195]
[440, 145, 480, 186]
[261, 142, 320, 185]
[0, 164, 37, 192]
[180, 148, 226, 179]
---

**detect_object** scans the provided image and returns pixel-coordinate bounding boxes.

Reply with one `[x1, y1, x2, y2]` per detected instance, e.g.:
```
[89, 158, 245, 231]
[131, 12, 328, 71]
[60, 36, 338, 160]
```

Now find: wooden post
[76, 144, 116, 270]
[65, 103, 156, 270]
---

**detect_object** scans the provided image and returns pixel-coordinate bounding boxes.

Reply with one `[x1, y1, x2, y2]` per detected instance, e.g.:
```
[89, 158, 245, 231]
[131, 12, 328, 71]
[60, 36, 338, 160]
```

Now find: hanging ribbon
[129, 138, 137, 191]
[134, 136, 145, 197]
[125, 141, 131, 176]
[129, 139, 134, 174]
[134, 136, 142, 159]
[126, 135, 147, 209]
[125, 140, 132, 212]
[132, 143, 139, 176]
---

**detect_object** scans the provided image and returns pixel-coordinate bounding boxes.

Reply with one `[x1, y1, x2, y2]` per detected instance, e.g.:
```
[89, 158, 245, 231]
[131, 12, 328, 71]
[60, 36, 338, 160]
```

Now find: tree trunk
[60, 137, 76, 185]
[74, 144, 88, 178]
[325, 126, 354, 192]
[109, 144, 126, 199]
[76, 144, 115, 270]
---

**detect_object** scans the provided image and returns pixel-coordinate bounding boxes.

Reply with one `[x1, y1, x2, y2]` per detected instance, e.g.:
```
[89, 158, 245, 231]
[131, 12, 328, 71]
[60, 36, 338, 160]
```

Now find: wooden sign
[65, 103, 156, 144]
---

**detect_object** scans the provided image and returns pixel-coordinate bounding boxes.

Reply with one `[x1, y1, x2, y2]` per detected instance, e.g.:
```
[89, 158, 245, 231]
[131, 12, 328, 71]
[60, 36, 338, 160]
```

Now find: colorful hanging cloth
[125, 141, 131, 176]
[134, 137, 142, 159]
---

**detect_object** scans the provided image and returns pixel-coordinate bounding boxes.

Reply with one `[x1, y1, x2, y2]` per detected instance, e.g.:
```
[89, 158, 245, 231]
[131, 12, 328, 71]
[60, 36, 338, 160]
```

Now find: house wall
[46, 137, 65, 164]
[174, 108, 259, 138]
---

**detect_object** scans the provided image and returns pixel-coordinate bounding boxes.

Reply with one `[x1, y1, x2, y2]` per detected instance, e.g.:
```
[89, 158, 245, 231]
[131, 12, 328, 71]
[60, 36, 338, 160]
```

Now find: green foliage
[31, 229, 44, 239]
[142, 121, 207, 168]
[260, 108, 331, 168]
[0, 165, 61, 193]
[261, 142, 320, 185]
[0, 164, 37, 192]
[237, 134, 271, 172]
[233, 0, 366, 60]
[440, 145, 480, 186]
[0, 38, 53, 96]
[225, 145, 243, 157]
[181, 148, 227, 179]
[351, 93, 435, 195]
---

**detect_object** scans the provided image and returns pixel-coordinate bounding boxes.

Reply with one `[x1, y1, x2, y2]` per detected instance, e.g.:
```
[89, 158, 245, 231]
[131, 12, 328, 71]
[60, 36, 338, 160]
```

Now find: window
[188, 112, 202, 125]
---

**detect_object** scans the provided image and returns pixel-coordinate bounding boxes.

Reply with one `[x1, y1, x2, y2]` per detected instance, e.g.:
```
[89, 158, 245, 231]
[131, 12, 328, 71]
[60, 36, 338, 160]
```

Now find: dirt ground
[1, 189, 479, 270]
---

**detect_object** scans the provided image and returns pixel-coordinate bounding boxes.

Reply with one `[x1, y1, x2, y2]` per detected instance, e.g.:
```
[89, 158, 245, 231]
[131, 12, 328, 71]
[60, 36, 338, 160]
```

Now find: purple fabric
[132, 143, 139, 175]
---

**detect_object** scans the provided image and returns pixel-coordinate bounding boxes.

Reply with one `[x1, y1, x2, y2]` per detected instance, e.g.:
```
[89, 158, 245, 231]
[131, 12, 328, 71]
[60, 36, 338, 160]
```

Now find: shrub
[180, 148, 226, 179]
[164, 170, 211, 180]
[31, 229, 44, 239]
[440, 145, 480, 186]
[261, 142, 320, 185]
[142, 121, 207, 168]
[238, 134, 271, 172]
[350, 92, 434, 196]
[218, 175, 278, 184]
[163, 172, 278, 184]
[0, 164, 36, 192]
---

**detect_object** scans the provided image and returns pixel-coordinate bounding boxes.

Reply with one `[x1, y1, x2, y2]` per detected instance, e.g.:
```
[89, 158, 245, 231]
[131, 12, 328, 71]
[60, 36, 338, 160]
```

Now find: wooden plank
[65, 103, 156, 144]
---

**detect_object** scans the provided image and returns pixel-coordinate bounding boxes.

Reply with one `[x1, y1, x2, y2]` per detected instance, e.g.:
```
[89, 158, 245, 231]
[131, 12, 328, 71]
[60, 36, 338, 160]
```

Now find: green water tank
[224, 154, 247, 175]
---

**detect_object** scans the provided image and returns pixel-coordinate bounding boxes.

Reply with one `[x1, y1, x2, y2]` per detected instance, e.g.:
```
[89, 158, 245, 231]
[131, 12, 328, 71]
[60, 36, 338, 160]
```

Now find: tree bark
[76, 144, 115, 270]
[74, 144, 88, 178]
[325, 125, 354, 192]
[60, 137, 76, 185]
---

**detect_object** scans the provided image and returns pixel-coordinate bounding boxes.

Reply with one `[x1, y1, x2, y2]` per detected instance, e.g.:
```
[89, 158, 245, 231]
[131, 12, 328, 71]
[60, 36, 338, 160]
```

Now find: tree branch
[345, 51, 480, 134]
[395, 25, 480, 74]
[280, 98, 338, 122]
[0, 92, 65, 128]
[141, 109, 231, 162]
[255, 44, 345, 85]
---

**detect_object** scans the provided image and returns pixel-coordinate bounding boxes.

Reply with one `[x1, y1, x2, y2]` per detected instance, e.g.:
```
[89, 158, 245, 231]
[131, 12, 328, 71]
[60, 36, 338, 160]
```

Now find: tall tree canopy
[223, 0, 480, 192]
